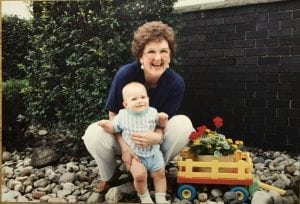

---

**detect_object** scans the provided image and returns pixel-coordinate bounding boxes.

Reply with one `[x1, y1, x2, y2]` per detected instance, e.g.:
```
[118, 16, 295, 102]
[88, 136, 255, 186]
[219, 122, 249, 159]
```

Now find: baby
[98, 81, 169, 203]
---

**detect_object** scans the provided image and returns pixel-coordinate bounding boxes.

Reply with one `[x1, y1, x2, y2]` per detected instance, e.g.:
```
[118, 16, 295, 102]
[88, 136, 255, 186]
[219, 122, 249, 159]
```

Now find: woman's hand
[120, 144, 140, 170]
[131, 128, 163, 147]
[116, 133, 141, 170]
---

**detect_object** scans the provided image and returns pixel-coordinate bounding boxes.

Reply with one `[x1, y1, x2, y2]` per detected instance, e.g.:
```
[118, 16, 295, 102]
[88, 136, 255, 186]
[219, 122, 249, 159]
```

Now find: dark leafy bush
[24, 0, 178, 137]
[2, 15, 32, 80]
[2, 79, 30, 149]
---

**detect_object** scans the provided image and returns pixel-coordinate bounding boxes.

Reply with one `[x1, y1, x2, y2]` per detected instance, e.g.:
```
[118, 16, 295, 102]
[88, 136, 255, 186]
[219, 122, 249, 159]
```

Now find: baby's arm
[98, 119, 115, 133]
[157, 112, 168, 128]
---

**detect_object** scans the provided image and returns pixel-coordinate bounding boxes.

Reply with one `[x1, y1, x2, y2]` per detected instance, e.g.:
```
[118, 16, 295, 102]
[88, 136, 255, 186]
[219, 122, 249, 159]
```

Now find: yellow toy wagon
[176, 148, 285, 202]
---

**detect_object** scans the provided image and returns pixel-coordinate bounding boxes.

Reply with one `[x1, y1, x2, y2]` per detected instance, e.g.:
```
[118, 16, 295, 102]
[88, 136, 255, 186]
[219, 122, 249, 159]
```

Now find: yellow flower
[235, 140, 244, 145]
[205, 129, 212, 133]
[227, 138, 233, 144]
[208, 133, 214, 137]
[193, 138, 200, 145]
[231, 144, 238, 149]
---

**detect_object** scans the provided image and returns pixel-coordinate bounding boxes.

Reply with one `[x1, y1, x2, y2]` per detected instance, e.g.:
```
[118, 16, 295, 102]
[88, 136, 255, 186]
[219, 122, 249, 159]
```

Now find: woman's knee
[82, 122, 115, 148]
[166, 115, 194, 137]
[169, 115, 193, 128]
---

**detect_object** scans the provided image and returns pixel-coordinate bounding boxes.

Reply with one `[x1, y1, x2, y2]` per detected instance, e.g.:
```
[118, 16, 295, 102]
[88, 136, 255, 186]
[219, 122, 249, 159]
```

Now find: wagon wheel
[177, 184, 197, 201]
[230, 186, 249, 203]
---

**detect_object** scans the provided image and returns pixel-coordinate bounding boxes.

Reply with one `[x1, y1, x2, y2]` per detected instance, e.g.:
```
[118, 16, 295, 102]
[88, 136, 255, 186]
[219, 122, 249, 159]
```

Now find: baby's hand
[158, 112, 168, 121]
[97, 119, 110, 128]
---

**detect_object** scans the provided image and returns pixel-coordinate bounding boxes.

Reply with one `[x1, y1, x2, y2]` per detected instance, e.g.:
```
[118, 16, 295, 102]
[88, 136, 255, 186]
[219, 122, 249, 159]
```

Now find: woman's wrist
[159, 133, 164, 144]
[115, 133, 127, 149]
[155, 127, 164, 144]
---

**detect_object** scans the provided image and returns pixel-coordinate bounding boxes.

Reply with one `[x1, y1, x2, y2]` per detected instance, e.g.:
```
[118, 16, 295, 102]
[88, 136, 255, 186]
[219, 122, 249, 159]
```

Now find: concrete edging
[173, 0, 286, 13]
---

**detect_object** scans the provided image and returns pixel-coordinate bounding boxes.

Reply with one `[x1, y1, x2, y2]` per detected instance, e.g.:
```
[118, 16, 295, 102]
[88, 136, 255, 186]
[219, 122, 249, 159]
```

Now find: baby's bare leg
[151, 168, 169, 203]
[131, 159, 153, 203]
[151, 168, 167, 193]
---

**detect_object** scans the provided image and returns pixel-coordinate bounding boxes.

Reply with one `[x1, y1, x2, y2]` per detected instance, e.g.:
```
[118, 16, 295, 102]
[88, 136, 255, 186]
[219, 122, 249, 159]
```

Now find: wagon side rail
[177, 151, 253, 185]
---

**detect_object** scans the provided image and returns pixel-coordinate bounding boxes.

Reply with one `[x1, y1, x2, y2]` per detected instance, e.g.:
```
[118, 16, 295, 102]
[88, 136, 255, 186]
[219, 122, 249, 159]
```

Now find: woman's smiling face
[140, 39, 171, 81]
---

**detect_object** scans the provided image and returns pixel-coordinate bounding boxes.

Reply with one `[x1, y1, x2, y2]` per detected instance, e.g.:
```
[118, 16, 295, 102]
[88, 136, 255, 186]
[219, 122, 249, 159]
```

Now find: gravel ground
[1, 127, 300, 203]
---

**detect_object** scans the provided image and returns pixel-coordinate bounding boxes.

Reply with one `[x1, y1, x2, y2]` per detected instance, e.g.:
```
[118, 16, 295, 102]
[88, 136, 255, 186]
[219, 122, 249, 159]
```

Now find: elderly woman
[82, 21, 194, 194]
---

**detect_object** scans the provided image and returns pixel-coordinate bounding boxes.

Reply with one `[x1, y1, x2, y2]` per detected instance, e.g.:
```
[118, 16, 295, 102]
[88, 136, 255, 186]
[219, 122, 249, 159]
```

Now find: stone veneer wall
[176, 0, 300, 152]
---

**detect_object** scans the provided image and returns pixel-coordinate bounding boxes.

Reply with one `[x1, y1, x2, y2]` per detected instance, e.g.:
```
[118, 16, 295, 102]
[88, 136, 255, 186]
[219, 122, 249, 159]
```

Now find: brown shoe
[94, 180, 111, 193]
[94, 168, 121, 193]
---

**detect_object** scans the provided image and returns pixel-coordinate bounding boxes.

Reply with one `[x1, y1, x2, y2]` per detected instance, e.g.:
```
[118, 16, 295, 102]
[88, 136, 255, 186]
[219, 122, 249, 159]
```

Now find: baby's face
[123, 87, 149, 113]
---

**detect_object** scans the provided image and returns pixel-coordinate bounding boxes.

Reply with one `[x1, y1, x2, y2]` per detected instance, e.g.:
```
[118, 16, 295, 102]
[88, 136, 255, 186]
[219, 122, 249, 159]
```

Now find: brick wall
[176, 0, 300, 152]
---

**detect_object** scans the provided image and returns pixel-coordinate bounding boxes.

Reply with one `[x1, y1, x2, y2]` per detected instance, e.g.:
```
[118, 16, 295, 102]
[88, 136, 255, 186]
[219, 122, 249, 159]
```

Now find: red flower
[189, 125, 207, 140]
[189, 131, 200, 140]
[213, 116, 223, 128]
[196, 125, 207, 135]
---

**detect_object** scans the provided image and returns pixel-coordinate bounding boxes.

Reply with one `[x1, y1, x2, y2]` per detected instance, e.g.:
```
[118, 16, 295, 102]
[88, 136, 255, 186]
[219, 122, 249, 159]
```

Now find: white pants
[82, 115, 194, 181]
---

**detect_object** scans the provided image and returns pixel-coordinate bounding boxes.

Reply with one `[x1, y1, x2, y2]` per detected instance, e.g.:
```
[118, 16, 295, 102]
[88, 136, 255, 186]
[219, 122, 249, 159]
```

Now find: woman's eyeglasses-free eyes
[143, 50, 170, 58]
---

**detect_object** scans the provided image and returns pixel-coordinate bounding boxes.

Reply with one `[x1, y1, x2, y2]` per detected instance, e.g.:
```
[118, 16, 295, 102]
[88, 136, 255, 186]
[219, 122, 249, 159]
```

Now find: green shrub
[2, 15, 32, 80]
[24, 0, 178, 137]
[2, 79, 30, 149]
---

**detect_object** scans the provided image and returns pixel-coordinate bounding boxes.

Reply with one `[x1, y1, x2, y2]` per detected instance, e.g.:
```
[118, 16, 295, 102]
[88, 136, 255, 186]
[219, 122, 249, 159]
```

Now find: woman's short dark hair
[131, 21, 176, 59]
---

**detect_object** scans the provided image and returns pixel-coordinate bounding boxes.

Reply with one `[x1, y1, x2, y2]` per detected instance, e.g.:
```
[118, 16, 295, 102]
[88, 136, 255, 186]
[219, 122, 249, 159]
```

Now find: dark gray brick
[258, 56, 280, 65]
[246, 13, 268, 22]
[225, 32, 245, 41]
[269, 11, 292, 20]
[216, 24, 235, 33]
[292, 100, 300, 109]
[256, 38, 278, 47]
[224, 16, 245, 24]
[256, 4, 280, 13]
[182, 19, 206, 27]
[236, 57, 257, 65]
[245, 48, 267, 56]
[205, 41, 234, 49]
[215, 7, 235, 17]
[256, 90, 276, 99]
[267, 82, 291, 91]
[206, 34, 225, 41]
[281, 56, 300, 64]
[188, 35, 206, 42]
[281, 19, 300, 28]
[246, 30, 268, 39]
[245, 98, 267, 108]
[280, 73, 300, 82]
[224, 48, 244, 57]
[234, 39, 255, 48]
[254, 107, 276, 117]
[257, 73, 279, 82]
[294, 9, 300, 19]
[206, 18, 224, 26]
[267, 47, 290, 56]
[292, 46, 300, 55]
[257, 21, 279, 30]
[194, 26, 215, 34]
[290, 119, 300, 131]
[196, 58, 217, 65]
[236, 23, 256, 32]
[235, 5, 256, 15]
[294, 28, 300, 36]
[196, 10, 215, 19]
[278, 91, 294, 101]
[268, 99, 290, 109]
[269, 28, 292, 38]
[279, 37, 300, 46]
[246, 82, 268, 91]
[235, 73, 257, 82]
[216, 58, 236, 65]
